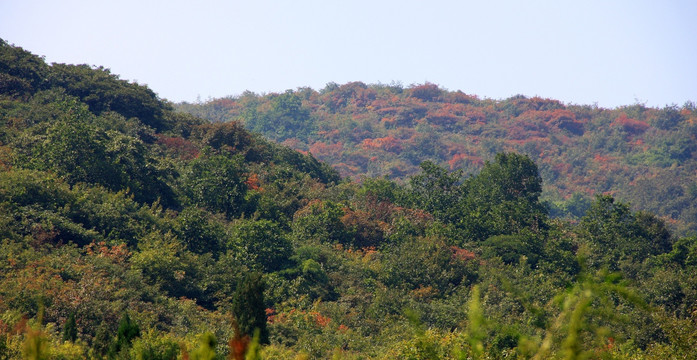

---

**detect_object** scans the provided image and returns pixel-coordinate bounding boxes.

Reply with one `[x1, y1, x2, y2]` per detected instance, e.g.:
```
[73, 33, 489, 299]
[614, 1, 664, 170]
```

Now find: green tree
[181, 153, 248, 218]
[231, 219, 293, 272]
[406, 160, 464, 224]
[0, 39, 49, 94]
[580, 195, 674, 266]
[62, 312, 78, 343]
[232, 273, 269, 344]
[245, 90, 314, 141]
[463, 152, 547, 240]
[175, 206, 225, 255]
[189, 333, 216, 360]
[47, 63, 169, 131]
[110, 313, 140, 356]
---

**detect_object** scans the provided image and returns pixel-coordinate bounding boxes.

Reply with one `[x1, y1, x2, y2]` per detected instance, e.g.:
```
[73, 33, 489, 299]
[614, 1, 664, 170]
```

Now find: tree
[110, 313, 140, 356]
[463, 152, 547, 239]
[244, 90, 315, 142]
[580, 195, 674, 266]
[406, 160, 464, 224]
[175, 206, 225, 255]
[47, 63, 169, 131]
[62, 312, 77, 342]
[231, 219, 292, 272]
[232, 273, 269, 344]
[181, 153, 248, 218]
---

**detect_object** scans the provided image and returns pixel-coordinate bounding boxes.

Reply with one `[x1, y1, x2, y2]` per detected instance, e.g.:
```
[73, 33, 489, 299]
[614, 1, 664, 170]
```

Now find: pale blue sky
[1, 0, 695, 108]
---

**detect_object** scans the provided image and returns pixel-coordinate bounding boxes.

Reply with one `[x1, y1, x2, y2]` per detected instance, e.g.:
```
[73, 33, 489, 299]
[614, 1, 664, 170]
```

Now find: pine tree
[62, 312, 77, 342]
[232, 272, 269, 344]
[109, 313, 140, 356]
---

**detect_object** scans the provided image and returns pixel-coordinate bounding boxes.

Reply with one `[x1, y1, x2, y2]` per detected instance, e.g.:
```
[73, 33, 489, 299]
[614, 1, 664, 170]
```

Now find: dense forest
[1, 39, 697, 359]
[176, 83, 697, 236]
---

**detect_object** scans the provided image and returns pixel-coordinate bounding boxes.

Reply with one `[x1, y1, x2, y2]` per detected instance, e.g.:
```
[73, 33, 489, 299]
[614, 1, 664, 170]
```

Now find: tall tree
[232, 272, 269, 344]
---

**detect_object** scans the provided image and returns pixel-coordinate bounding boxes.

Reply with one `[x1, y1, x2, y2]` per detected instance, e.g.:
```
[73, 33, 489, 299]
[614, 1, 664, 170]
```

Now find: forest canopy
[1, 39, 696, 359]
[177, 81, 697, 236]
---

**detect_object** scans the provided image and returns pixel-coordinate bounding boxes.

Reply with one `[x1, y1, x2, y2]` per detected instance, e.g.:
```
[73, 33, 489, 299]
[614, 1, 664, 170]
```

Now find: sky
[1, 0, 696, 108]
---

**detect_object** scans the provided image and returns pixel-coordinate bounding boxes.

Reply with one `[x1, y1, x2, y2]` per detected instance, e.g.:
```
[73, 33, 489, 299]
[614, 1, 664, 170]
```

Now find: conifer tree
[232, 272, 269, 344]
[62, 312, 77, 342]
[110, 313, 140, 356]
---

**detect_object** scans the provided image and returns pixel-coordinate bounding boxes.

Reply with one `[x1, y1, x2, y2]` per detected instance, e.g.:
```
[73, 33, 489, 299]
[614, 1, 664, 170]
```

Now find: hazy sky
[2, 0, 695, 108]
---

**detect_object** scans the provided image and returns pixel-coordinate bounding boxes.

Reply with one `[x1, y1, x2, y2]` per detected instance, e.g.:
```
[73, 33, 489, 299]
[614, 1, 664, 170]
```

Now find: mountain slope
[177, 82, 697, 234]
[2, 40, 697, 359]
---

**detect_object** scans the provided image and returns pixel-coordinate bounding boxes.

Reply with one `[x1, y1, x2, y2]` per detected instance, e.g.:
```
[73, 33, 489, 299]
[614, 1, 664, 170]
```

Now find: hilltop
[177, 83, 697, 235]
[2, 39, 697, 359]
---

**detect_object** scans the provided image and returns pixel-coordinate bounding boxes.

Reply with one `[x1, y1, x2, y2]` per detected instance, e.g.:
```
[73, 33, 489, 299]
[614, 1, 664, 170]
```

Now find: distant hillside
[176, 83, 697, 235]
[4, 39, 697, 359]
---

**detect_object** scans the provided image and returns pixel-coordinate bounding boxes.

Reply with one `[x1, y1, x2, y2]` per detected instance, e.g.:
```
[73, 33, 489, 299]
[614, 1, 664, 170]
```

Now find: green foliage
[580, 195, 674, 266]
[47, 63, 169, 131]
[175, 206, 225, 255]
[231, 219, 293, 272]
[481, 232, 543, 267]
[128, 330, 180, 360]
[1, 40, 696, 360]
[406, 160, 464, 224]
[464, 285, 485, 359]
[61, 313, 77, 343]
[464, 152, 547, 239]
[232, 273, 269, 345]
[112, 313, 141, 355]
[22, 326, 50, 360]
[180, 153, 248, 218]
[291, 200, 348, 244]
[245, 90, 315, 142]
[189, 333, 217, 360]
[0, 39, 50, 95]
[381, 236, 477, 296]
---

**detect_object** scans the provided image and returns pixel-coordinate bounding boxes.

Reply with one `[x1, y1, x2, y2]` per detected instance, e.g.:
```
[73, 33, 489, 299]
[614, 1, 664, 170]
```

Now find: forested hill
[176, 83, 697, 235]
[2, 39, 697, 359]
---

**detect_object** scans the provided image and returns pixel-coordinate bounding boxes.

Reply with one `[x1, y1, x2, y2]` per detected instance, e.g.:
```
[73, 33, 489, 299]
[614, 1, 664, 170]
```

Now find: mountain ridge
[176, 82, 697, 235]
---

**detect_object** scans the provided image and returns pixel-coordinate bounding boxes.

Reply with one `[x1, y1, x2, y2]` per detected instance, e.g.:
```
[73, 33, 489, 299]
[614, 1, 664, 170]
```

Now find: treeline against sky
[178, 82, 697, 235]
[1, 39, 696, 359]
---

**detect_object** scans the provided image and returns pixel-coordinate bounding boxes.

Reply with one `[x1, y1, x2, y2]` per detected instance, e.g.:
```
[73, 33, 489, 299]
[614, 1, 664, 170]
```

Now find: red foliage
[426, 103, 466, 127]
[463, 107, 487, 124]
[309, 141, 344, 159]
[281, 138, 304, 150]
[361, 136, 402, 153]
[85, 242, 131, 264]
[155, 134, 199, 160]
[445, 90, 478, 104]
[450, 246, 476, 261]
[210, 97, 239, 110]
[448, 153, 484, 170]
[409, 82, 442, 101]
[613, 113, 649, 134]
[245, 173, 261, 191]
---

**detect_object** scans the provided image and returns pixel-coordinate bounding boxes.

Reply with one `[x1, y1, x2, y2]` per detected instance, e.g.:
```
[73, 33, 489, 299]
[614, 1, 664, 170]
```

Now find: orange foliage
[0, 145, 12, 170]
[360, 136, 402, 152]
[448, 153, 484, 170]
[409, 82, 441, 101]
[155, 134, 199, 160]
[464, 107, 487, 124]
[613, 113, 649, 134]
[309, 141, 344, 159]
[426, 103, 466, 127]
[245, 173, 261, 191]
[85, 241, 131, 264]
[450, 246, 476, 261]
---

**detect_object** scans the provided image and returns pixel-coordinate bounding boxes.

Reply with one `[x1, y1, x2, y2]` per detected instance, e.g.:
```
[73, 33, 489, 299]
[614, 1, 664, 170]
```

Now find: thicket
[1, 39, 696, 359]
[177, 82, 697, 236]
